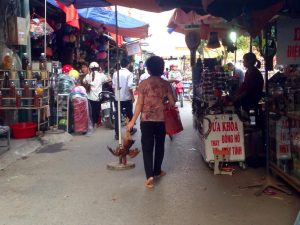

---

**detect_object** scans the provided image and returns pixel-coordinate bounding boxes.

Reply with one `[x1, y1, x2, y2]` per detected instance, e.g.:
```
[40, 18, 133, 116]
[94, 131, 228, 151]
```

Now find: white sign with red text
[201, 114, 245, 162]
[277, 17, 300, 65]
[126, 42, 142, 56]
[275, 116, 296, 160]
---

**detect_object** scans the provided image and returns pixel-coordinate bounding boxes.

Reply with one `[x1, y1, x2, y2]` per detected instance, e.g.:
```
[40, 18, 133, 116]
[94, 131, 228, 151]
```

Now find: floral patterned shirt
[138, 76, 173, 122]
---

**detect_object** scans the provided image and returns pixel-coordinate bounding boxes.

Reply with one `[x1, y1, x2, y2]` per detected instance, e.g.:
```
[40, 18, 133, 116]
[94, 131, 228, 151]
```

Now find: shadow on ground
[37, 143, 67, 154]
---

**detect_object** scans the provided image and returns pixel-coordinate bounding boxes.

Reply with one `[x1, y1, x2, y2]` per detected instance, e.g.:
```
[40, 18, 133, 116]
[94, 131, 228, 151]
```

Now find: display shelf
[57, 94, 70, 132]
[0, 87, 49, 90]
[1, 96, 48, 100]
[0, 105, 48, 110]
[0, 70, 50, 132]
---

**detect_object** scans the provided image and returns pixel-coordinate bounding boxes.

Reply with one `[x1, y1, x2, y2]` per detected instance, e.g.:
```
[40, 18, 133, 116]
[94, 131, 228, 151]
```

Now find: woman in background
[233, 52, 264, 112]
[83, 62, 107, 127]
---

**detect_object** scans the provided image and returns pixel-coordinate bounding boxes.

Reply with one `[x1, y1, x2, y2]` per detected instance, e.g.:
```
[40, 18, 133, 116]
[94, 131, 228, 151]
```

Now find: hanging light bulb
[229, 31, 237, 43]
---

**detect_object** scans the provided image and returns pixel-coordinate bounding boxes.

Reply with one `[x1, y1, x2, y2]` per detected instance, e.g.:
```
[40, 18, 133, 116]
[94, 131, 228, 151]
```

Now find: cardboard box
[7, 17, 27, 46]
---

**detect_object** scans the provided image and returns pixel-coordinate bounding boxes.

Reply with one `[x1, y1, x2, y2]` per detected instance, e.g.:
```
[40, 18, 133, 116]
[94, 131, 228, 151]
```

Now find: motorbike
[99, 81, 115, 129]
[98, 81, 126, 129]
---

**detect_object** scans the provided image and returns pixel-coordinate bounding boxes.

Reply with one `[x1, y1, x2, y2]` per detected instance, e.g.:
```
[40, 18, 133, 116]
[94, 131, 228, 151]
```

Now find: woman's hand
[126, 121, 135, 131]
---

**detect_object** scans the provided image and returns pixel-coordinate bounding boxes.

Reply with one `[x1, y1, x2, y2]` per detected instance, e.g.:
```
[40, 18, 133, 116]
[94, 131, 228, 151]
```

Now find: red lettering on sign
[287, 45, 300, 58]
[281, 119, 289, 128]
[222, 121, 238, 132]
[279, 145, 289, 154]
[222, 147, 231, 152]
[232, 146, 242, 155]
[234, 134, 240, 143]
[212, 122, 221, 132]
[222, 134, 234, 143]
[294, 27, 300, 41]
[211, 140, 219, 146]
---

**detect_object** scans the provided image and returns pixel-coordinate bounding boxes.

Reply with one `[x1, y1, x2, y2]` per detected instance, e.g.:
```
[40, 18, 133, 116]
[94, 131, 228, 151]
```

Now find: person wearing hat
[83, 62, 107, 127]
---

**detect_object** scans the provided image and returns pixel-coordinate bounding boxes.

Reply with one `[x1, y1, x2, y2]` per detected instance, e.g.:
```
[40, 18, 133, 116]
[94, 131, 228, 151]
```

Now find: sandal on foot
[145, 177, 154, 189]
[155, 170, 166, 178]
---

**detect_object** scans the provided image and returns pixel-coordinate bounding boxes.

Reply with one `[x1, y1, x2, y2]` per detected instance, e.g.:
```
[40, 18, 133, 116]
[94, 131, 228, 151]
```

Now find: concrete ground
[0, 102, 299, 225]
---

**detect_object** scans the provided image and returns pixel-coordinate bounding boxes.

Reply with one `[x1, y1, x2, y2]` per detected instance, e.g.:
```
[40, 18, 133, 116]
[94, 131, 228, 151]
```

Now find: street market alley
[0, 103, 299, 225]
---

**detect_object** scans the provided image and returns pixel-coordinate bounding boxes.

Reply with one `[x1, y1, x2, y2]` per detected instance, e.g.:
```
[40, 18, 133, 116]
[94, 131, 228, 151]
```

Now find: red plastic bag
[164, 106, 183, 135]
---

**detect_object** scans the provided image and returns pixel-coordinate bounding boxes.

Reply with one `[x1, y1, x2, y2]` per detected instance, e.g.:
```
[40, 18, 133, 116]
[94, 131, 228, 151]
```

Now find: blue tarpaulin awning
[47, 0, 149, 38]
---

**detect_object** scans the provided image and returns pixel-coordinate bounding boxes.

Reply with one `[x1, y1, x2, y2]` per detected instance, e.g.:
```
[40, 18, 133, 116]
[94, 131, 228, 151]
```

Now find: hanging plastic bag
[30, 18, 54, 39]
[163, 106, 183, 135]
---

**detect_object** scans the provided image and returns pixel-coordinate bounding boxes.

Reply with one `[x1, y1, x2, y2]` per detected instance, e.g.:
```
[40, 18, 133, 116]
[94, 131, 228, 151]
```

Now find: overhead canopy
[54, 0, 111, 8]
[47, 0, 149, 38]
[53, 0, 292, 37]
[167, 8, 228, 39]
[78, 7, 149, 38]
[168, 2, 285, 37]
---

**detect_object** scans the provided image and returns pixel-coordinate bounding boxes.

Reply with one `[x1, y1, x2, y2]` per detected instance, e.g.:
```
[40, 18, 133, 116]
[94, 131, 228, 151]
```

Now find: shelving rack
[0, 69, 49, 131]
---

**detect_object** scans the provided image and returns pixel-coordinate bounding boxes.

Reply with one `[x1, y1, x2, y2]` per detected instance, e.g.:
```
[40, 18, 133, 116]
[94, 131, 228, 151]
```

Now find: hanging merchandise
[97, 51, 107, 60]
[30, 17, 54, 39]
[69, 69, 80, 79]
[207, 32, 221, 49]
[2, 53, 12, 70]
[62, 64, 73, 73]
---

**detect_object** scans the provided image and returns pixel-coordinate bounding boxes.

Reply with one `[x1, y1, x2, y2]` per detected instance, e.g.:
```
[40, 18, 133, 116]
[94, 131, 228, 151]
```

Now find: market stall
[267, 17, 300, 192]
[192, 66, 248, 172]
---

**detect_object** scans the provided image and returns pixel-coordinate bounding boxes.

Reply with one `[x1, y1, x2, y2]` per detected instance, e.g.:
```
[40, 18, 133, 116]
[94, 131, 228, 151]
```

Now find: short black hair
[145, 56, 164, 76]
[139, 61, 143, 64]
[120, 58, 130, 68]
[81, 61, 89, 67]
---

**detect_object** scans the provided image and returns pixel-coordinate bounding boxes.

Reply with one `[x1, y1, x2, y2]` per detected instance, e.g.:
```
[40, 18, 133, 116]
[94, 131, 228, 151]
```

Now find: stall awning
[47, 0, 149, 38]
[167, 8, 227, 39]
[78, 7, 149, 38]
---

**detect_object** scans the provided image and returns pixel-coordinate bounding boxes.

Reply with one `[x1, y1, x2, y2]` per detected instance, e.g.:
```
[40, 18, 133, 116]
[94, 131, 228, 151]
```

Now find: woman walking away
[126, 56, 175, 189]
[83, 62, 107, 128]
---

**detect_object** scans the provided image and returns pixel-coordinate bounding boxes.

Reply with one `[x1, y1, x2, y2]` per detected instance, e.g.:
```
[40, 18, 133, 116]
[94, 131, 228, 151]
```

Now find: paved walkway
[0, 103, 299, 225]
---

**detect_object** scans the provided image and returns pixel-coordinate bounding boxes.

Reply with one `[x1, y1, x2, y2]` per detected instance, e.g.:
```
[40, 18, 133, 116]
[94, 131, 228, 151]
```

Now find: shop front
[268, 17, 300, 192]
[0, 0, 148, 140]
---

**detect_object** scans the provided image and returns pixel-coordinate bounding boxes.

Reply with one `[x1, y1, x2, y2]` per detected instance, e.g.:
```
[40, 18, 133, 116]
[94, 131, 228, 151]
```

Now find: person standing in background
[79, 62, 89, 86]
[112, 58, 137, 140]
[136, 61, 145, 85]
[164, 68, 169, 79]
[83, 62, 107, 128]
[227, 62, 245, 87]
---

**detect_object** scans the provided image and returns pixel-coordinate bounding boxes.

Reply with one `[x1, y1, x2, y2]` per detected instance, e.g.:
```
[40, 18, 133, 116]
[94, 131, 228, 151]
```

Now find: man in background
[112, 58, 137, 140]
[227, 62, 245, 87]
[136, 61, 145, 85]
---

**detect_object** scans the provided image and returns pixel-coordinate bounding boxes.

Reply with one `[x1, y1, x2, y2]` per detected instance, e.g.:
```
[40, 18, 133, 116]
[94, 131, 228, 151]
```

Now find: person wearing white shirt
[83, 62, 107, 127]
[112, 58, 137, 140]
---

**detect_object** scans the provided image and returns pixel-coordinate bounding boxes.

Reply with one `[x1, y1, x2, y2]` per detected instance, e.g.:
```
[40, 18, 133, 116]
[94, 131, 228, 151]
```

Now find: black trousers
[114, 100, 133, 136]
[89, 100, 101, 125]
[141, 121, 166, 179]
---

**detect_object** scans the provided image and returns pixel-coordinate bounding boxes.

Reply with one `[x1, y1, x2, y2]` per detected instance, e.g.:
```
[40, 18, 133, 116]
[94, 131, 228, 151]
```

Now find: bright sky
[118, 7, 187, 57]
